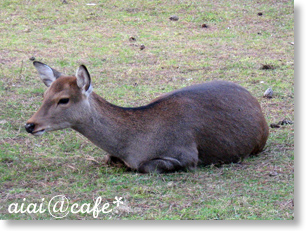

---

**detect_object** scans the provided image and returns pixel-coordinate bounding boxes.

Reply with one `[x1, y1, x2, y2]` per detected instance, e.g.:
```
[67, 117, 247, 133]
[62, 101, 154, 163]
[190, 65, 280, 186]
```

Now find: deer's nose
[25, 123, 35, 133]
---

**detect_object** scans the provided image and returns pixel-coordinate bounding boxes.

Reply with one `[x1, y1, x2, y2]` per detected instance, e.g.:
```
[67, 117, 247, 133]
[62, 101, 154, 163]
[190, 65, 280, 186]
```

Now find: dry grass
[0, 0, 294, 220]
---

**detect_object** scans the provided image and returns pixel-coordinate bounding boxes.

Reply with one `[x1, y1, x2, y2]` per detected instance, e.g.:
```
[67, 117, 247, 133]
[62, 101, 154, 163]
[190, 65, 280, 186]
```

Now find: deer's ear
[76, 65, 92, 96]
[33, 61, 62, 87]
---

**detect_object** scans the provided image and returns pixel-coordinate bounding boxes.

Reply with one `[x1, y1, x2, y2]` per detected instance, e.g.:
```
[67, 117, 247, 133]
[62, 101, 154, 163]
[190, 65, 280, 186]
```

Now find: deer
[25, 61, 269, 173]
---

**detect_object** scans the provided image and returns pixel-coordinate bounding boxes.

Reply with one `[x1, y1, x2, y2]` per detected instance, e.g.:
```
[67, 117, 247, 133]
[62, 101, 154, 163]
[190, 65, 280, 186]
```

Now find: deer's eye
[58, 98, 70, 105]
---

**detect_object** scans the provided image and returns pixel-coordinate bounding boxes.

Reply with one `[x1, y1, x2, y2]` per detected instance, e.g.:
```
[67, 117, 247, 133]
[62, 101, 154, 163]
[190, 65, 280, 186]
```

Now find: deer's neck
[72, 92, 132, 157]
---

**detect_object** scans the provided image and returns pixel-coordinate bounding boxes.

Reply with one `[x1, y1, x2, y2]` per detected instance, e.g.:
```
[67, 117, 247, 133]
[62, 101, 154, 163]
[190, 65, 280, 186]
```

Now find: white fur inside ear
[84, 83, 93, 97]
[76, 65, 92, 97]
[76, 68, 85, 89]
[34, 63, 56, 87]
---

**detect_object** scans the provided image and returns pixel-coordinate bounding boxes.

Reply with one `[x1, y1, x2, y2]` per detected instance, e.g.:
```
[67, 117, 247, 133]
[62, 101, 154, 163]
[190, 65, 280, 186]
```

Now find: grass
[0, 0, 294, 220]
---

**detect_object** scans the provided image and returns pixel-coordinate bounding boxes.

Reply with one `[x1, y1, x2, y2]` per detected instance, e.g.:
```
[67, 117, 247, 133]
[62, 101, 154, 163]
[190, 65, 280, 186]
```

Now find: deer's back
[127, 81, 269, 166]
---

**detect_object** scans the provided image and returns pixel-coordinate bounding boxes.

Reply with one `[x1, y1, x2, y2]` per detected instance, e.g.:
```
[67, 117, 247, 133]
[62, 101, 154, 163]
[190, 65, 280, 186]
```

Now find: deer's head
[25, 62, 93, 135]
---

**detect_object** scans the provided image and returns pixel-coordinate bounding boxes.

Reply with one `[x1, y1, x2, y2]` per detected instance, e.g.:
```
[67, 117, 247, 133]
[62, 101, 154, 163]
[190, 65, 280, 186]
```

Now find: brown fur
[26, 63, 269, 173]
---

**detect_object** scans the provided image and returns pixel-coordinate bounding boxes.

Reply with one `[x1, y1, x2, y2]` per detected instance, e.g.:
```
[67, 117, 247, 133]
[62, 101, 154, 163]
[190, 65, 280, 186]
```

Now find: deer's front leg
[103, 155, 128, 168]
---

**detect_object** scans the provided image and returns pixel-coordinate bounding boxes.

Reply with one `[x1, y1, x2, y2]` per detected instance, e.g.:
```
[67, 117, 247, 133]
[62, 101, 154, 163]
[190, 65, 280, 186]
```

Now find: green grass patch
[0, 0, 294, 220]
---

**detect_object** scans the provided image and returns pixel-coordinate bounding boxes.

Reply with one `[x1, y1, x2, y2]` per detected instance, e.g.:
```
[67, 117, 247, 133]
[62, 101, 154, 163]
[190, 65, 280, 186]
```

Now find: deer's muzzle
[25, 123, 35, 133]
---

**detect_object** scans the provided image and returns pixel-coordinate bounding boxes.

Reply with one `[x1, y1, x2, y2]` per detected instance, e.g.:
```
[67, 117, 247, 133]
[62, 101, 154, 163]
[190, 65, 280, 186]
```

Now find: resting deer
[25, 61, 269, 173]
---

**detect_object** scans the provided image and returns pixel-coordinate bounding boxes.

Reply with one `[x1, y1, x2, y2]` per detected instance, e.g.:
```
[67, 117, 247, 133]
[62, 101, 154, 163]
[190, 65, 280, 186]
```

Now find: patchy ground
[0, 0, 294, 220]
